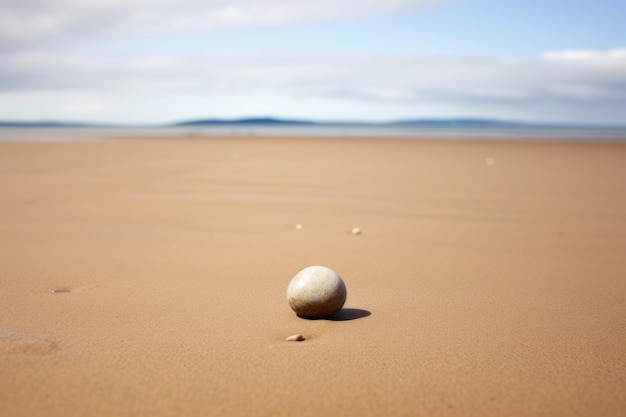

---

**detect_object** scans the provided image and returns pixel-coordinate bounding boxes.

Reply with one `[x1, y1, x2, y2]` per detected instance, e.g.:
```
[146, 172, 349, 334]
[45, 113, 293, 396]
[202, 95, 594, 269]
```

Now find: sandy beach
[1, 135, 625, 416]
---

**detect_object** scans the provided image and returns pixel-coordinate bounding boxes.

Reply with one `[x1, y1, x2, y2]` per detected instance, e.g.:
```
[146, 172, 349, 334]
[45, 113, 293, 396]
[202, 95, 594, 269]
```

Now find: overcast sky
[1, 0, 625, 124]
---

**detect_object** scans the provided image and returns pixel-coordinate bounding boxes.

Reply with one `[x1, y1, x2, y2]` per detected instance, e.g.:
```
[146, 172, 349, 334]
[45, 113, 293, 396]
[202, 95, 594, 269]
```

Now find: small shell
[285, 334, 305, 342]
[295, 224, 303, 230]
[351, 227, 361, 235]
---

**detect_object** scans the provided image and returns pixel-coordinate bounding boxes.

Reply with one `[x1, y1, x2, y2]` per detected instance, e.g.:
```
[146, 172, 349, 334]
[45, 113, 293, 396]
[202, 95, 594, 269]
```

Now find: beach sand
[1, 136, 625, 416]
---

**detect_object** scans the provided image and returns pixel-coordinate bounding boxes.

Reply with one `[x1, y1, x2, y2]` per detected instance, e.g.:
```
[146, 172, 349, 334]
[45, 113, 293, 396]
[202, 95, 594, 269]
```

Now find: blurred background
[0, 0, 625, 126]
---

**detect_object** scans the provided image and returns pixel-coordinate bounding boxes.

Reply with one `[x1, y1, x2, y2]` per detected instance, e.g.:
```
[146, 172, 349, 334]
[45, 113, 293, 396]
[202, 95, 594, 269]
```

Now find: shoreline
[1, 125, 626, 142]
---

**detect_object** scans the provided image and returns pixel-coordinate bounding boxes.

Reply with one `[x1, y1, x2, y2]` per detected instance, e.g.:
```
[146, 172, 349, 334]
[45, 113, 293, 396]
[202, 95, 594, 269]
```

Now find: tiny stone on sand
[351, 227, 361, 235]
[295, 224, 303, 230]
[285, 334, 305, 342]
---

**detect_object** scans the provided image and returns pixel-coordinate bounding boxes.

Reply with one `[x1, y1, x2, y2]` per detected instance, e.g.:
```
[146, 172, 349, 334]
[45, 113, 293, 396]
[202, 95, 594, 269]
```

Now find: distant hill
[0, 118, 620, 130]
[173, 117, 541, 128]
[173, 117, 316, 126]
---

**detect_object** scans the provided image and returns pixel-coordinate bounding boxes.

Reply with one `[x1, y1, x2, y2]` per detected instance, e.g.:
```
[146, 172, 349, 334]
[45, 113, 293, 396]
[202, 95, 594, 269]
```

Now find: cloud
[2, 2, 624, 124]
[537, 49, 626, 102]
[1, 48, 625, 123]
[0, 0, 439, 50]
[4, 49, 626, 101]
[541, 49, 626, 61]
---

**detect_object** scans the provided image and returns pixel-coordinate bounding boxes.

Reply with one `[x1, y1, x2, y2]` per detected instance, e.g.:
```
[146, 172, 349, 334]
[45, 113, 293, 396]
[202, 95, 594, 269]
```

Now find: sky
[1, 0, 625, 125]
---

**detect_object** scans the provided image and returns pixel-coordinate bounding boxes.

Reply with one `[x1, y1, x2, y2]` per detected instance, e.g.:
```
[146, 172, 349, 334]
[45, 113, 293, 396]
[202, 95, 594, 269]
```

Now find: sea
[1, 125, 626, 142]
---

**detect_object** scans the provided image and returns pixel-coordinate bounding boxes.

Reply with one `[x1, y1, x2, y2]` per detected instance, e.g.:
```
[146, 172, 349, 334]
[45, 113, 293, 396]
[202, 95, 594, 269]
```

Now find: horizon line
[1, 116, 626, 129]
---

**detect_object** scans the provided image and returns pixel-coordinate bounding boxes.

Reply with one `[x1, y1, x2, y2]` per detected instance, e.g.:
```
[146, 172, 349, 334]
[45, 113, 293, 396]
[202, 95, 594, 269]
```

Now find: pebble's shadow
[298, 308, 371, 321]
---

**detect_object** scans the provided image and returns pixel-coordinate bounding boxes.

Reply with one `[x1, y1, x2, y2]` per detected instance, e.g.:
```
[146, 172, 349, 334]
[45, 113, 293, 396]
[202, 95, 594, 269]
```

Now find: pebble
[295, 224, 303, 230]
[351, 227, 361, 235]
[286, 266, 347, 318]
[285, 334, 305, 342]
